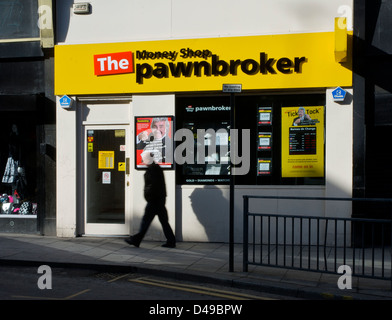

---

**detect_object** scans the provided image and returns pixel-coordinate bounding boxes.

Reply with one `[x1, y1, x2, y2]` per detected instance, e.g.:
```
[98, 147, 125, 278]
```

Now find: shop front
[0, 97, 39, 233]
[0, 0, 55, 235]
[54, 29, 352, 241]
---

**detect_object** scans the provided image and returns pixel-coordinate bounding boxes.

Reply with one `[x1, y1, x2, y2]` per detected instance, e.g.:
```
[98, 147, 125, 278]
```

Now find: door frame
[83, 124, 131, 236]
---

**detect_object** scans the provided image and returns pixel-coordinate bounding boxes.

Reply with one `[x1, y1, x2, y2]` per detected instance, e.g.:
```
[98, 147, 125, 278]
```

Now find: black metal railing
[243, 195, 392, 287]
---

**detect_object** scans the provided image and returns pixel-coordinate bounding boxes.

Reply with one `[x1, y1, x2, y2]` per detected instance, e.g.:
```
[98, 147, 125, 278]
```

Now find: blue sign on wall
[331, 87, 347, 102]
[60, 95, 72, 108]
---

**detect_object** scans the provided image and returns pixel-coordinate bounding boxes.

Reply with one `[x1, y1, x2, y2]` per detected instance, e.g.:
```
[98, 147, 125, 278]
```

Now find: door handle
[126, 157, 130, 175]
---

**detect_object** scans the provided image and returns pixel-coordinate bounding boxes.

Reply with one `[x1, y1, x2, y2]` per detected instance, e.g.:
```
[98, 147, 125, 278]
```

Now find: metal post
[243, 196, 248, 272]
[229, 92, 235, 272]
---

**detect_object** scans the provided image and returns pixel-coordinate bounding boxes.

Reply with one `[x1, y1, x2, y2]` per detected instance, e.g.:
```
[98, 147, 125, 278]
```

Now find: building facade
[0, 0, 56, 235]
[351, 0, 392, 244]
[54, 0, 353, 242]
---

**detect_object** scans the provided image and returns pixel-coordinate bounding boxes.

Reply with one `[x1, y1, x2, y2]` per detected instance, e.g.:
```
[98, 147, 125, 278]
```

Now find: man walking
[124, 152, 176, 248]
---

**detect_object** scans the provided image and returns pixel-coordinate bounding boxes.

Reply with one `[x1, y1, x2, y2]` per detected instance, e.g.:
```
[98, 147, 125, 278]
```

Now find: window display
[182, 120, 230, 181]
[281, 106, 324, 177]
[256, 104, 273, 178]
[0, 123, 37, 216]
[176, 96, 231, 184]
[176, 94, 325, 185]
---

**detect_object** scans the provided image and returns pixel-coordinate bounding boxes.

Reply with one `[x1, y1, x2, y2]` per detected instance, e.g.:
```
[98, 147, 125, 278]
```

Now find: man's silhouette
[125, 153, 175, 248]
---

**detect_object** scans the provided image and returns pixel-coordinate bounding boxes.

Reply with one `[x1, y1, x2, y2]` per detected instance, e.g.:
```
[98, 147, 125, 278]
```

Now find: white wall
[56, 96, 77, 237]
[325, 88, 353, 201]
[56, 0, 353, 44]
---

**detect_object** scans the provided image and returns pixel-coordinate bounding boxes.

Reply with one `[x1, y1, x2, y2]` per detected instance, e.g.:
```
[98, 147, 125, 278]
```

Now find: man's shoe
[124, 237, 140, 248]
[161, 242, 176, 248]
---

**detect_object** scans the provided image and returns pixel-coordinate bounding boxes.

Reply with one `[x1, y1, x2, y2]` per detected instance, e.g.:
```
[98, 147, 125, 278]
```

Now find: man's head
[298, 107, 306, 118]
[151, 117, 170, 139]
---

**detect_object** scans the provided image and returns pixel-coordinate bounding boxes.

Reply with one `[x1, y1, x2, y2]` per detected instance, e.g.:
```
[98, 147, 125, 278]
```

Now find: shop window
[0, 118, 37, 215]
[176, 94, 325, 185]
[176, 96, 231, 184]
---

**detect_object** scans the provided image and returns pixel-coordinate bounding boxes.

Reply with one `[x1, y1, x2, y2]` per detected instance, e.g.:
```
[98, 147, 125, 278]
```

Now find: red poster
[135, 116, 174, 169]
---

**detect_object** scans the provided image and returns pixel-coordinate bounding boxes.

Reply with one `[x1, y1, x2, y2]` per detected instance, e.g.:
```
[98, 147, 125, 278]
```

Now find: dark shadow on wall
[188, 186, 230, 242]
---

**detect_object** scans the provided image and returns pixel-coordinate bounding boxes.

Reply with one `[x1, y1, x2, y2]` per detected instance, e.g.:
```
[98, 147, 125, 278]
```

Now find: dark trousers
[133, 200, 175, 245]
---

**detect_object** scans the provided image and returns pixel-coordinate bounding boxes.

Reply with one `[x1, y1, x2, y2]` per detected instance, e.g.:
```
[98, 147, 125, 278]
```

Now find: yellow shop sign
[55, 32, 352, 95]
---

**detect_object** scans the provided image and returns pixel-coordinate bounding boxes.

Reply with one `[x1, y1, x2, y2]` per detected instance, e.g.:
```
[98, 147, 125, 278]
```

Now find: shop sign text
[136, 52, 307, 84]
[93, 48, 307, 85]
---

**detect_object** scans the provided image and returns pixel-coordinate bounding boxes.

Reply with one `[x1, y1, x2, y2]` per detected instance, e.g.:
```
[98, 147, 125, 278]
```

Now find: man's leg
[127, 203, 155, 246]
[156, 202, 176, 246]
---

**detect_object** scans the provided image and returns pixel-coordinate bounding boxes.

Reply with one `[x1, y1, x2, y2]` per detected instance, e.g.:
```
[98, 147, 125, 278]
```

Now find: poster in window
[258, 107, 272, 125]
[98, 151, 114, 169]
[281, 106, 324, 177]
[135, 116, 174, 169]
[257, 158, 272, 175]
[258, 132, 272, 150]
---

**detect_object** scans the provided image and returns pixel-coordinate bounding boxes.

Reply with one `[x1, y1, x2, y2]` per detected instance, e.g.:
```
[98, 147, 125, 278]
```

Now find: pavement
[0, 232, 392, 300]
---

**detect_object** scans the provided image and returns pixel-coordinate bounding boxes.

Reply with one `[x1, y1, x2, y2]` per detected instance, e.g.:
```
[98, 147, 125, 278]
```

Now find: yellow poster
[281, 106, 324, 177]
[98, 151, 115, 169]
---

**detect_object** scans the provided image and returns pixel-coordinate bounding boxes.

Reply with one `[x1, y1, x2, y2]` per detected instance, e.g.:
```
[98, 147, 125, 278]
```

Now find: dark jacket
[144, 162, 166, 203]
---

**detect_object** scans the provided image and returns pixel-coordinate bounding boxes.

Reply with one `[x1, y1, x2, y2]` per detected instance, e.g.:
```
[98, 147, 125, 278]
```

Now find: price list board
[289, 127, 316, 155]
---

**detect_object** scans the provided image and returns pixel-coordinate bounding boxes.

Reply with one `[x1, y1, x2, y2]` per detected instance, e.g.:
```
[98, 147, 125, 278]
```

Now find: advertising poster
[135, 116, 174, 169]
[258, 132, 272, 150]
[281, 106, 324, 177]
[257, 158, 272, 176]
[98, 151, 115, 169]
[258, 107, 272, 125]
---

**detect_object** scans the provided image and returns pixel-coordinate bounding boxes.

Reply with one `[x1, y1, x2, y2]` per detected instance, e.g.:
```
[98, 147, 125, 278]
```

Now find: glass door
[84, 125, 130, 235]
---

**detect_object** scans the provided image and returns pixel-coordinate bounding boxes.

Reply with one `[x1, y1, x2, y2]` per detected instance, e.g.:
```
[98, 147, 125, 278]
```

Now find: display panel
[176, 96, 231, 184]
[257, 158, 272, 175]
[181, 119, 230, 183]
[281, 106, 324, 177]
[135, 116, 174, 169]
[258, 132, 272, 150]
[176, 94, 325, 186]
[258, 107, 272, 125]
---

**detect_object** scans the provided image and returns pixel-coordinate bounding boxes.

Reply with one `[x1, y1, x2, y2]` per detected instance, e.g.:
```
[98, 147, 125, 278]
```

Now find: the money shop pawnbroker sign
[55, 33, 352, 95]
[94, 48, 307, 84]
